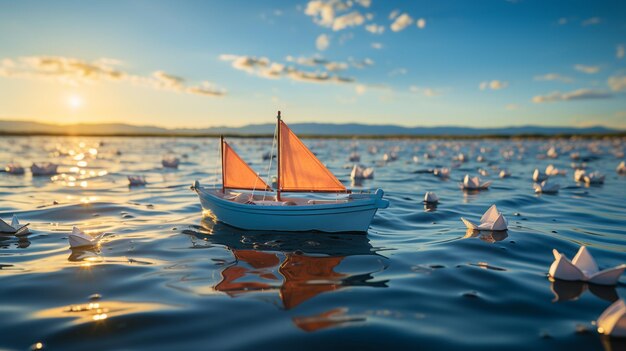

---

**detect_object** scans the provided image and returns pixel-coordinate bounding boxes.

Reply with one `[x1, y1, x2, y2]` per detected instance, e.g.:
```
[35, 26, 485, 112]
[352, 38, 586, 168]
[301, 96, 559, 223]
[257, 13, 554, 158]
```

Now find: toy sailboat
[192, 111, 389, 232]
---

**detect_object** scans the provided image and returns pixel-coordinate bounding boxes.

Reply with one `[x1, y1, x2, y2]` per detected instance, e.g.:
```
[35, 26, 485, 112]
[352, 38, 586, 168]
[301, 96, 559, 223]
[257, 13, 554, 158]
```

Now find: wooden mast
[276, 111, 281, 201]
[220, 135, 225, 193]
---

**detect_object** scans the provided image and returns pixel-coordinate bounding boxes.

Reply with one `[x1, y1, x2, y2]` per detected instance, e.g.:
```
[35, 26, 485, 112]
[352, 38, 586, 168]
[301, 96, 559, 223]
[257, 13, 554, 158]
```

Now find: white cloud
[221, 54, 355, 84]
[410, 85, 442, 97]
[0, 56, 226, 97]
[608, 75, 626, 91]
[350, 57, 374, 68]
[574, 64, 600, 74]
[416, 18, 426, 29]
[365, 24, 385, 34]
[304, 0, 369, 31]
[479, 80, 508, 90]
[371, 42, 383, 49]
[389, 10, 400, 20]
[285, 55, 348, 71]
[316, 34, 330, 51]
[390, 13, 413, 32]
[354, 0, 371, 8]
[332, 11, 366, 31]
[388, 68, 407, 76]
[532, 89, 612, 103]
[534, 73, 573, 83]
[617, 44, 625, 59]
[582, 17, 601, 26]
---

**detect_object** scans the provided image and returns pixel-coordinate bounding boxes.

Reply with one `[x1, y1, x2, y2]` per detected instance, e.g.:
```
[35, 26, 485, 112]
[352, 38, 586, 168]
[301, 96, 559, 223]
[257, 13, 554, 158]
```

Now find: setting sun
[68, 95, 83, 109]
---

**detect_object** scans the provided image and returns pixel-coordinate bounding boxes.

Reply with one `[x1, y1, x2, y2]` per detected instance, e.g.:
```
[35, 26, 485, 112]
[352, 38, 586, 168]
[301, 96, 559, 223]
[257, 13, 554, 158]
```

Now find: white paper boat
[423, 192, 439, 204]
[597, 299, 626, 337]
[383, 152, 397, 162]
[545, 164, 566, 176]
[547, 147, 558, 158]
[533, 168, 549, 182]
[459, 174, 491, 190]
[433, 167, 450, 178]
[499, 169, 511, 178]
[574, 169, 586, 182]
[162, 156, 180, 168]
[348, 152, 360, 162]
[533, 180, 560, 194]
[476, 155, 486, 162]
[549, 246, 626, 285]
[461, 204, 508, 231]
[5, 163, 25, 175]
[617, 161, 626, 175]
[68, 226, 105, 248]
[0, 215, 30, 235]
[128, 175, 147, 186]
[478, 168, 489, 177]
[31, 162, 58, 176]
[350, 164, 374, 180]
[584, 171, 605, 184]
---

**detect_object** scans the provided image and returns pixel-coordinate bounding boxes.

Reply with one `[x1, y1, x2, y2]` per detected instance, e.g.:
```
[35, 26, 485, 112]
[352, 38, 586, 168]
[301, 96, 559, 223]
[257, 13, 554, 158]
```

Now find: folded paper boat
[549, 246, 626, 285]
[68, 226, 105, 248]
[533, 181, 560, 194]
[461, 204, 508, 231]
[459, 175, 491, 190]
[423, 192, 439, 204]
[597, 299, 626, 337]
[0, 215, 30, 235]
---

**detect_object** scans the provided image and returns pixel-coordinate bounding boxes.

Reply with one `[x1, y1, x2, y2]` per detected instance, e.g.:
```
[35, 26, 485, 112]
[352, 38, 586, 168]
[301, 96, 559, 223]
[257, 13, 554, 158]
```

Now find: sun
[68, 95, 83, 109]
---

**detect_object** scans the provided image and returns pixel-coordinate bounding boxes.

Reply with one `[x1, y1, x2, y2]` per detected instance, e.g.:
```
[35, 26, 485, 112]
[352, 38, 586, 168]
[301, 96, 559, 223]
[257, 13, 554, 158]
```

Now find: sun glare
[68, 95, 83, 109]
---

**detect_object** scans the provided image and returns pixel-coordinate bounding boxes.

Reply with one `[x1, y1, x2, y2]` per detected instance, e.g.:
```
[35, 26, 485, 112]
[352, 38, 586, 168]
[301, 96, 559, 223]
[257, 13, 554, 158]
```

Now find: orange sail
[278, 120, 346, 192]
[223, 140, 270, 191]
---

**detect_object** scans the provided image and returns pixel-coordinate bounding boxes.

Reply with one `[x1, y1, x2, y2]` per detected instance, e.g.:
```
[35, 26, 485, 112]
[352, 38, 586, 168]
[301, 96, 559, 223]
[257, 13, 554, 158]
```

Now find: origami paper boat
[584, 171, 605, 185]
[162, 156, 180, 168]
[461, 204, 508, 231]
[617, 161, 626, 175]
[31, 162, 58, 176]
[597, 299, 626, 337]
[499, 169, 511, 178]
[0, 215, 30, 235]
[68, 226, 105, 248]
[423, 192, 439, 204]
[459, 175, 491, 190]
[4, 163, 25, 175]
[433, 167, 450, 178]
[533, 181, 560, 194]
[549, 246, 626, 285]
[533, 168, 549, 182]
[545, 164, 567, 176]
[350, 164, 374, 180]
[128, 175, 147, 186]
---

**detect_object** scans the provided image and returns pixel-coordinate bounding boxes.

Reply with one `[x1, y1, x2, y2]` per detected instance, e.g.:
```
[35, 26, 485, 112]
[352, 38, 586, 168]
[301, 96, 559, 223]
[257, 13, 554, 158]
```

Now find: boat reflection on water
[549, 278, 619, 303]
[463, 229, 508, 243]
[184, 218, 389, 312]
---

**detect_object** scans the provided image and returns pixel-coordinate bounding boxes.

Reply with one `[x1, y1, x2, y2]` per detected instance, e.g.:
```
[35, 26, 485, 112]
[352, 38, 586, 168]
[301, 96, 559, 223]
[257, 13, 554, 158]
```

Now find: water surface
[1, 136, 625, 350]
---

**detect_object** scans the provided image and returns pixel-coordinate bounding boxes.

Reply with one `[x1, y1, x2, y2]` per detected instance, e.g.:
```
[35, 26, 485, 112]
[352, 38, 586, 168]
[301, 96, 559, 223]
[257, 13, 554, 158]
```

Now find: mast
[276, 111, 281, 201]
[220, 135, 225, 193]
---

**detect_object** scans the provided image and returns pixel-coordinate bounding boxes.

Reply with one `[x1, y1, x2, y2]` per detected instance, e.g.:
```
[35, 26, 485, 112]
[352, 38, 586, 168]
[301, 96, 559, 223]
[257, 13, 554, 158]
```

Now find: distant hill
[0, 119, 622, 137]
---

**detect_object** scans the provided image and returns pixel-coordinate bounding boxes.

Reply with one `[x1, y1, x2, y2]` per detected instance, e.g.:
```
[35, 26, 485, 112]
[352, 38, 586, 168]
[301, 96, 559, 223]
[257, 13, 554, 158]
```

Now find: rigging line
[263, 123, 278, 201]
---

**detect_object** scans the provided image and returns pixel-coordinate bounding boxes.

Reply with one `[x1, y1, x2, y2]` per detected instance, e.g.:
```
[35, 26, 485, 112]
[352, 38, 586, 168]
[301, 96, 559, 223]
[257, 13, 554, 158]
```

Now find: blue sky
[0, 0, 625, 128]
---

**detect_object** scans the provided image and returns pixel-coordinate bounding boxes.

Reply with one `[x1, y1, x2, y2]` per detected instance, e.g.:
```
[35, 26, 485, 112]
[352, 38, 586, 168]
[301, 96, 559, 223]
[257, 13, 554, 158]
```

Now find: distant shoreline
[1, 131, 625, 139]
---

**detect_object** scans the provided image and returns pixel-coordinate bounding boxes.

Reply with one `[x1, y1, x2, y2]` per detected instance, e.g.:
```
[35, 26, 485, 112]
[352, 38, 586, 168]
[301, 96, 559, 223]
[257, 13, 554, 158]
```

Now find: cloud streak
[574, 64, 600, 74]
[304, 0, 369, 31]
[0, 56, 226, 97]
[534, 73, 573, 83]
[390, 13, 413, 32]
[220, 54, 356, 84]
[479, 80, 508, 90]
[532, 89, 612, 103]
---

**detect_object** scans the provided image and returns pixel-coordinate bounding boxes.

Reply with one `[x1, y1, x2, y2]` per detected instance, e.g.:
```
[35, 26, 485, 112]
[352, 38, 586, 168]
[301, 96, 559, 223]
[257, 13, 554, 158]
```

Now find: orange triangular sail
[223, 140, 270, 191]
[279, 120, 346, 192]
